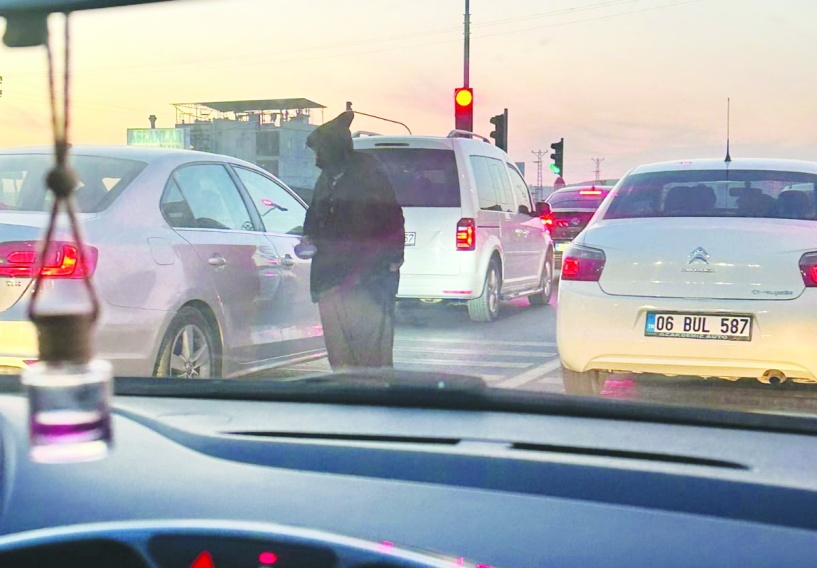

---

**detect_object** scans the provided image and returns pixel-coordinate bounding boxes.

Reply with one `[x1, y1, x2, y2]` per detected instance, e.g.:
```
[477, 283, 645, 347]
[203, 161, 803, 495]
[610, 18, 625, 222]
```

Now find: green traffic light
[550, 164, 561, 174]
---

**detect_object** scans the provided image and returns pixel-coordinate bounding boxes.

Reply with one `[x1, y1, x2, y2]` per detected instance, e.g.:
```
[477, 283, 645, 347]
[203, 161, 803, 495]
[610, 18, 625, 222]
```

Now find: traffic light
[454, 87, 474, 132]
[550, 138, 564, 177]
[489, 109, 508, 152]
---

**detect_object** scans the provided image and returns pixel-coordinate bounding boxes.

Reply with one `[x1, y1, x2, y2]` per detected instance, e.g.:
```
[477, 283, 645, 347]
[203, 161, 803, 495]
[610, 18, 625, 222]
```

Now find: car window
[470, 156, 503, 212]
[234, 166, 306, 235]
[0, 154, 146, 213]
[603, 171, 817, 220]
[507, 165, 533, 212]
[167, 164, 255, 231]
[359, 148, 460, 208]
[547, 189, 609, 209]
[487, 158, 514, 212]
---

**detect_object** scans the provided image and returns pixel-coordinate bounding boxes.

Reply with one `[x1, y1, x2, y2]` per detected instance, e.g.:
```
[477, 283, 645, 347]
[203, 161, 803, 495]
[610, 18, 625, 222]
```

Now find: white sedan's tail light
[0, 241, 98, 279]
[562, 245, 606, 281]
[799, 252, 817, 287]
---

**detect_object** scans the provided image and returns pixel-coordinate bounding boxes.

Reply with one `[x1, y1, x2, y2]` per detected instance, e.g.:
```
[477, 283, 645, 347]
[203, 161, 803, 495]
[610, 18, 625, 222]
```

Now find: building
[171, 98, 325, 198]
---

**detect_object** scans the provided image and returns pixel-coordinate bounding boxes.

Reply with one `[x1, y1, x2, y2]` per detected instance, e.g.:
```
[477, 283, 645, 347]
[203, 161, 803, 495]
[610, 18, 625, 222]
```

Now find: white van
[354, 131, 554, 322]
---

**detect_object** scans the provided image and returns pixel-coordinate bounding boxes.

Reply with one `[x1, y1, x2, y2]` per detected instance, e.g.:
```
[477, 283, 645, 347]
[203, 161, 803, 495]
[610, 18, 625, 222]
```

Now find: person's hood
[307, 111, 354, 170]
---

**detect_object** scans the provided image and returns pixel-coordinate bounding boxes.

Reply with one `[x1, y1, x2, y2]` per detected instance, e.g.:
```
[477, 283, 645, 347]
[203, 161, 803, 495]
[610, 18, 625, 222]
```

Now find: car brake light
[799, 252, 817, 287]
[561, 245, 606, 281]
[0, 241, 98, 279]
[456, 218, 476, 251]
[580, 189, 603, 196]
[541, 214, 554, 231]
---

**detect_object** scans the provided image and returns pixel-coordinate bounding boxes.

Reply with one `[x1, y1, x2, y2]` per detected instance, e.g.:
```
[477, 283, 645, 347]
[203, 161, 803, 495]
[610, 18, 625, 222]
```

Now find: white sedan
[557, 158, 817, 394]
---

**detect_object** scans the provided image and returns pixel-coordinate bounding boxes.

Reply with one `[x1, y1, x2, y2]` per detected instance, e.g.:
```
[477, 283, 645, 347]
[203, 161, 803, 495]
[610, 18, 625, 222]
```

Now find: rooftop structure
[173, 98, 326, 126]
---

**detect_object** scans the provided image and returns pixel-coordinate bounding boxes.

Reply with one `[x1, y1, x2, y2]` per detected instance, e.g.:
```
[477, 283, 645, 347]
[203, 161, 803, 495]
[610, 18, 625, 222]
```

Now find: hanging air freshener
[5, 13, 114, 463]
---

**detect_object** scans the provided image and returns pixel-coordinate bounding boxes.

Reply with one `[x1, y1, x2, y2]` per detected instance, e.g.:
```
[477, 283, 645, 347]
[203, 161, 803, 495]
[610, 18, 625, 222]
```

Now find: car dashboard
[0, 379, 815, 567]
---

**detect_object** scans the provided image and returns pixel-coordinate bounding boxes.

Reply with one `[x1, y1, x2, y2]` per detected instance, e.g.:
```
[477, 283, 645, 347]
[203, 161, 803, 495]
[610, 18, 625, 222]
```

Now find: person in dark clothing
[300, 111, 405, 369]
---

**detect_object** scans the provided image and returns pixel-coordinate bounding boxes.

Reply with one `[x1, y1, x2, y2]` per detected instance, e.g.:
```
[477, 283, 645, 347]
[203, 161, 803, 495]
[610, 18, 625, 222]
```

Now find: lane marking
[395, 358, 530, 369]
[396, 337, 556, 348]
[396, 345, 555, 358]
[494, 358, 564, 389]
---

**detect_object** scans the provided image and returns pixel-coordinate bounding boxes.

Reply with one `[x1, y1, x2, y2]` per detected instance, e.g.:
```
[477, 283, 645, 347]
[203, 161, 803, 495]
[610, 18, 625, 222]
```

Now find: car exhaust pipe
[758, 370, 787, 385]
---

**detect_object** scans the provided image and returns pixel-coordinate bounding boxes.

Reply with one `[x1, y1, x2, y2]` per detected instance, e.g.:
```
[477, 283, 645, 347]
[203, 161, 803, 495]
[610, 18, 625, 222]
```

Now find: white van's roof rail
[447, 130, 491, 144]
[352, 131, 382, 138]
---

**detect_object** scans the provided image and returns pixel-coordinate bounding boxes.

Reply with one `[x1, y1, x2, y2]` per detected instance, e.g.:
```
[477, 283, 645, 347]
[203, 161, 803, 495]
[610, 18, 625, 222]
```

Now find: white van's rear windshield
[360, 148, 461, 207]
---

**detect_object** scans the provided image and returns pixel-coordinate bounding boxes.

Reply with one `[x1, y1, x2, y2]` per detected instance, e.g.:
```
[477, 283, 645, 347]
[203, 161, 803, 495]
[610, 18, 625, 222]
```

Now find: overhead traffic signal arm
[550, 138, 564, 177]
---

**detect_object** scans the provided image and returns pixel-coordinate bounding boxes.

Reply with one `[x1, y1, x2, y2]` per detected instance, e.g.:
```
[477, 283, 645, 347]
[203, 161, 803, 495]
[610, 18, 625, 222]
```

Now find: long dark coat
[303, 150, 405, 303]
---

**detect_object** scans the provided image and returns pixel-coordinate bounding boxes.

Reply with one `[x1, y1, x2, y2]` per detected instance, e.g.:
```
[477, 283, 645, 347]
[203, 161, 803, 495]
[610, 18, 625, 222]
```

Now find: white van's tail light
[561, 245, 605, 281]
[0, 241, 98, 279]
[799, 252, 817, 287]
[456, 218, 476, 251]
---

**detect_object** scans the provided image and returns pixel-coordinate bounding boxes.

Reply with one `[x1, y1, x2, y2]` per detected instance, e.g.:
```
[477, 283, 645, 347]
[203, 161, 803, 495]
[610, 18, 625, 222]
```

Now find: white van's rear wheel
[468, 260, 501, 322]
[529, 252, 554, 306]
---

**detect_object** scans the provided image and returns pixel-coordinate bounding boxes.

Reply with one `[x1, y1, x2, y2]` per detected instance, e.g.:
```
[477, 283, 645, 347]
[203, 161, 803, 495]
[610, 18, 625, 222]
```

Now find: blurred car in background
[544, 185, 612, 268]
[0, 145, 321, 378]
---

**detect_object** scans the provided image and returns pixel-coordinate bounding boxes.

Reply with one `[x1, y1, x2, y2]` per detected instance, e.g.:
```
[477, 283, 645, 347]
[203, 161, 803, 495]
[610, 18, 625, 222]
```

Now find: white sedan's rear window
[604, 170, 817, 220]
[0, 154, 147, 213]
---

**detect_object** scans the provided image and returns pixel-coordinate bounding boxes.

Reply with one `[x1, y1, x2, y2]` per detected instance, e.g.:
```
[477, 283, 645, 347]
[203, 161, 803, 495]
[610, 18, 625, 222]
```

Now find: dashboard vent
[226, 431, 460, 445]
[511, 442, 747, 470]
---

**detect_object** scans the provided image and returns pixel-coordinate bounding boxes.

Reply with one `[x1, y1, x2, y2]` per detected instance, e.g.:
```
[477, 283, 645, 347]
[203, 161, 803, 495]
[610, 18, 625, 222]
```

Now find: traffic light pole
[464, 0, 470, 88]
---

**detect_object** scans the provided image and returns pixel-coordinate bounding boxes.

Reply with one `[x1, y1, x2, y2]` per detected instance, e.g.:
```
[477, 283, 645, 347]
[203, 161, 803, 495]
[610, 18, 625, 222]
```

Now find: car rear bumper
[397, 273, 483, 300]
[0, 301, 167, 377]
[557, 282, 817, 381]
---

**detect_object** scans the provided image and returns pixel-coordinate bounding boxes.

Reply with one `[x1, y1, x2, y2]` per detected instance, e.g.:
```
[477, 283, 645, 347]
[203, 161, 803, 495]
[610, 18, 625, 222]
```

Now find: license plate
[645, 312, 752, 341]
[404, 232, 416, 246]
[555, 241, 569, 252]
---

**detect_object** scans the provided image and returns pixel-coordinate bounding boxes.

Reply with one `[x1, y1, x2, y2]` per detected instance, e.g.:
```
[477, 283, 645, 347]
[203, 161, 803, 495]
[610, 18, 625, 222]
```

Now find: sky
[1, 0, 817, 184]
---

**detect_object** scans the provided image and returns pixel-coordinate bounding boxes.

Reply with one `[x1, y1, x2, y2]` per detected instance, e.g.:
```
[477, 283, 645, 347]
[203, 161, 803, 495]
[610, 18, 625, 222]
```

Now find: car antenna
[724, 97, 732, 163]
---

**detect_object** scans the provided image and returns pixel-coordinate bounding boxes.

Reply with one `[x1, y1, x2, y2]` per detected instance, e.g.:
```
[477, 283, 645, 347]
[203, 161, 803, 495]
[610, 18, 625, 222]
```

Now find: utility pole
[464, 0, 470, 88]
[532, 149, 546, 200]
[592, 157, 605, 182]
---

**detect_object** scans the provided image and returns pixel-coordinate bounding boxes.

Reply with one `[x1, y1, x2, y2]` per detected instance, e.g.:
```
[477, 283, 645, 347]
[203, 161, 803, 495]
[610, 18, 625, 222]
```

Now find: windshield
[3, 0, 817, 421]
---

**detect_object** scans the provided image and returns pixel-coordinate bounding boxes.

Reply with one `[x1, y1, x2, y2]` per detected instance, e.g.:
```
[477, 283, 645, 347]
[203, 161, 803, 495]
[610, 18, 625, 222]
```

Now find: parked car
[0, 146, 322, 378]
[353, 132, 554, 321]
[557, 158, 817, 394]
[544, 184, 612, 268]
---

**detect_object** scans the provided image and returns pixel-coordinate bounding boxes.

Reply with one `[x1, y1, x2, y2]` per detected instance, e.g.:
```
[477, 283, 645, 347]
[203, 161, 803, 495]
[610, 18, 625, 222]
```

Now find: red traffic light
[454, 87, 473, 131]
[455, 88, 473, 108]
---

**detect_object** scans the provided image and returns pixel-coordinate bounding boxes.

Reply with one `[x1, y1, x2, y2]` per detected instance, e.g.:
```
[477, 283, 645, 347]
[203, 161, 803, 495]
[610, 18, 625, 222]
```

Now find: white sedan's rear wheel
[562, 367, 605, 396]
